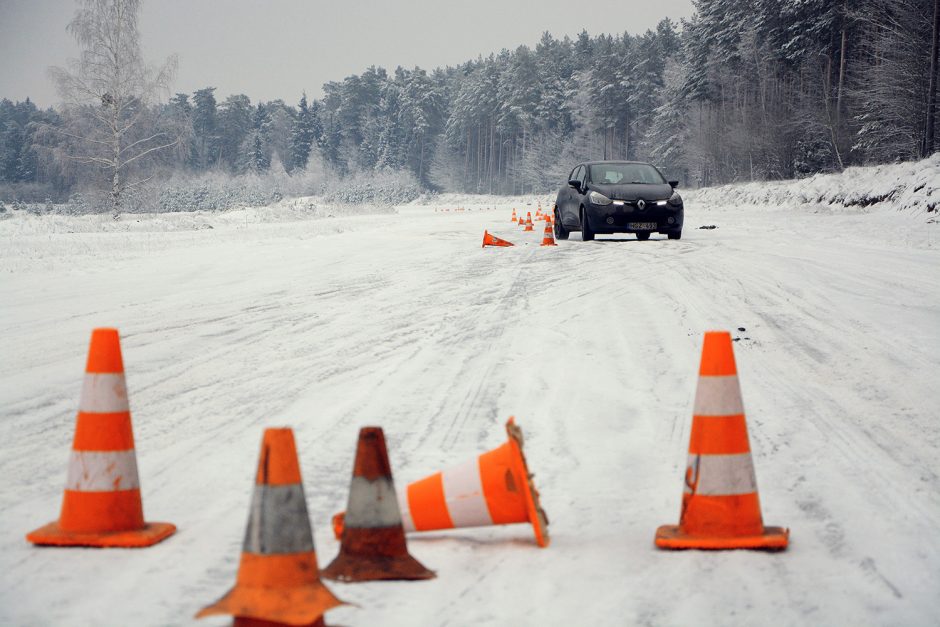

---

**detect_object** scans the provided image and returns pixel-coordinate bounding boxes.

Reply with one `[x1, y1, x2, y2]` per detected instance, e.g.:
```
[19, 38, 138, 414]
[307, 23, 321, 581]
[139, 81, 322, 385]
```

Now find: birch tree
[49, 0, 177, 216]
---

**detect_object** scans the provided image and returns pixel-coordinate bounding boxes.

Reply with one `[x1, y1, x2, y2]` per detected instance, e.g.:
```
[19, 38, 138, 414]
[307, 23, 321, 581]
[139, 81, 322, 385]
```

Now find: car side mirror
[568, 179, 581, 191]
[668, 180, 679, 188]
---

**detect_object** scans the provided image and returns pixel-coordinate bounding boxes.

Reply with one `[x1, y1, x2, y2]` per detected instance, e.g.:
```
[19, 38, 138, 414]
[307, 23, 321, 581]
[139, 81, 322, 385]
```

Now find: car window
[576, 165, 586, 184]
[569, 166, 579, 181]
[589, 163, 666, 184]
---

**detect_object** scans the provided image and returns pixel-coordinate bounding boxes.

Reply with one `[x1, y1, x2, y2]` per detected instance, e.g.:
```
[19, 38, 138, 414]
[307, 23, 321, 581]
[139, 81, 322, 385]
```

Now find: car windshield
[589, 163, 665, 185]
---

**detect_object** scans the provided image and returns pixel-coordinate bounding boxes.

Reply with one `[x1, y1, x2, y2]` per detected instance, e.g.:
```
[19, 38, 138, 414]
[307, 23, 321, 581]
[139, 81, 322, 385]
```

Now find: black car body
[554, 161, 684, 241]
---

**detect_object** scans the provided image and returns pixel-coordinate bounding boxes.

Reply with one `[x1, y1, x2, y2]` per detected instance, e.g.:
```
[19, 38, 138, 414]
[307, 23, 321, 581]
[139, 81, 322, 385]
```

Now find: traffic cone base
[503, 419, 549, 547]
[654, 524, 789, 550]
[322, 427, 434, 582]
[26, 519, 175, 548]
[483, 230, 514, 248]
[234, 617, 325, 627]
[321, 527, 434, 581]
[332, 418, 549, 548]
[198, 552, 343, 624]
[197, 428, 345, 625]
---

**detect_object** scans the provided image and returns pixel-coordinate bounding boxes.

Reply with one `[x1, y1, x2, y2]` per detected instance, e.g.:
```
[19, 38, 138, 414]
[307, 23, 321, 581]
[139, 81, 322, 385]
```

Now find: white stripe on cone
[344, 476, 403, 529]
[684, 453, 758, 496]
[79, 373, 130, 413]
[693, 375, 745, 416]
[441, 458, 494, 528]
[244, 484, 315, 554]
[66, 450, 140, 491]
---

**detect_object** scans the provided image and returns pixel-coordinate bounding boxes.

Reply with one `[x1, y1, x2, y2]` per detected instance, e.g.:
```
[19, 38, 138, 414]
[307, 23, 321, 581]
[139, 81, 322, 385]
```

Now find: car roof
[581, 160, 652, 166]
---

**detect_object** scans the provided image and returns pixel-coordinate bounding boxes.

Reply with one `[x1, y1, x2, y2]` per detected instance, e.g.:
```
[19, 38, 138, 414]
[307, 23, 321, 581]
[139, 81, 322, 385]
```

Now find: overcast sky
[0, 0, 695, 108]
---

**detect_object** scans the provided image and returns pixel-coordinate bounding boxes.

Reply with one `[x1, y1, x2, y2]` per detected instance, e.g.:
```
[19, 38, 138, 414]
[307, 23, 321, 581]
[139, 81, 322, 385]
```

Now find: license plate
[629, 222, 657, 230]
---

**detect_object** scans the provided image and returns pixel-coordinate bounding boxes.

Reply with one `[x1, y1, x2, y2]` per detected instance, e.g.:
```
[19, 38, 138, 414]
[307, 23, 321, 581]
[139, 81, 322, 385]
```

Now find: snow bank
[0, 197, 394, 236]
[687, 155, 940, 214]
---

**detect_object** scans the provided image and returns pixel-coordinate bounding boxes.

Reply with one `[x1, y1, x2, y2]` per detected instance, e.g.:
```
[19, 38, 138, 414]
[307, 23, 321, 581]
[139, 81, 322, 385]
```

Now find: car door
[558, 164, 577, 224]
[564, 165, 585, 227]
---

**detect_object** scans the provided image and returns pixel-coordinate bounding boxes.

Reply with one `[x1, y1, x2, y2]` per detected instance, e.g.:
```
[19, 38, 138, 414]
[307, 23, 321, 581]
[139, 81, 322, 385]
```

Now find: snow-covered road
[1, 197, 938, 626]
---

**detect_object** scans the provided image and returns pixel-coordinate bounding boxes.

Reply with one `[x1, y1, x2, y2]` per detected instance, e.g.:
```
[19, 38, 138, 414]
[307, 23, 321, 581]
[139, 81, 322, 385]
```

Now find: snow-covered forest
[1, 0, 939, 208]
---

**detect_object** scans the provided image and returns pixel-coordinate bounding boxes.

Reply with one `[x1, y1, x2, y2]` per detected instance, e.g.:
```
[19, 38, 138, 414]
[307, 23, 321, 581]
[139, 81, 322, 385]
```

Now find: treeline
[1, 0, 938, 203]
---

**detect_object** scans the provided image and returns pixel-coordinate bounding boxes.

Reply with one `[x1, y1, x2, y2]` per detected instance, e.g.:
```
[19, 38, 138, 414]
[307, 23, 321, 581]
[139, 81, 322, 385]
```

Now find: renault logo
[637, 199, 646, 210]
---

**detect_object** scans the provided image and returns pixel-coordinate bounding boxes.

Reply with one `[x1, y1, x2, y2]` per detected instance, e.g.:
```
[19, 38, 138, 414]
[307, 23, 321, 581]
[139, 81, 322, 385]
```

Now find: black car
[554, 161, 684, 241]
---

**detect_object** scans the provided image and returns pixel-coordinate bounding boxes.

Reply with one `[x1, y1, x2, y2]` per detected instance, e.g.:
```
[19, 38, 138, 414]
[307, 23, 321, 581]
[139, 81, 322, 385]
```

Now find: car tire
[667, 229, 682, 240]
[580, 208, 595, 241]
[636, 232, 651, 241]
[554, 209, 569, 240]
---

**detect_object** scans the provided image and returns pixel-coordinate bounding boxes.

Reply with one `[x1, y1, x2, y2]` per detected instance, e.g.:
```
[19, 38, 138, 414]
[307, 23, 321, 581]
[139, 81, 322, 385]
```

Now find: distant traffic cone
[524, 212, 534, 231]
[540, 223, 556, 247]
[197, 428, 345, 626]
[27, 328, 175, 548]
[322, 427, 434, 582]
[655, 331, 789, 550]
[483, 230, 514, 248]
[332, 418, 549, 548]
[511, 208, 518, 223]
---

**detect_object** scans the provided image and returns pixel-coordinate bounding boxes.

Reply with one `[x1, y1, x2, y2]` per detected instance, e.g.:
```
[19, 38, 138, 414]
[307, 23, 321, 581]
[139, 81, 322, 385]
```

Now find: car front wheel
[636, 231, 651, 241]
[554, 209, 569, 240]
[667, 229, 682, 240]
[580, 208, 595, 241]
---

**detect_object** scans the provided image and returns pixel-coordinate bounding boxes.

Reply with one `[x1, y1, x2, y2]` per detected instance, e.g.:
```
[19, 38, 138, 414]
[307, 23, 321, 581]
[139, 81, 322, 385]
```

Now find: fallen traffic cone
[540, 222, 556, 247]
[524, 212, 534, 231]
[197, 428, 345, 626]
[511, 208, 518, 223]
[332, 418, 549, 548]
[322, 427, 434, 582]
[655, 331, 789, 550]
[483, 230, 514, 248]
[27, 328, 175, 548]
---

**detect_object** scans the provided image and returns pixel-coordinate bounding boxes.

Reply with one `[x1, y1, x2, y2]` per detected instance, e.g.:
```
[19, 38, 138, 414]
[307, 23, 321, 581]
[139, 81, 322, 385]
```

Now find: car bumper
[586, 203, 683, 233]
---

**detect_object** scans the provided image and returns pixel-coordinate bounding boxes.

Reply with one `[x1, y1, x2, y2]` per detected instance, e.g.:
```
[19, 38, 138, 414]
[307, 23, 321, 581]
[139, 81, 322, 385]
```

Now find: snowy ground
[1, 186, 938, 626]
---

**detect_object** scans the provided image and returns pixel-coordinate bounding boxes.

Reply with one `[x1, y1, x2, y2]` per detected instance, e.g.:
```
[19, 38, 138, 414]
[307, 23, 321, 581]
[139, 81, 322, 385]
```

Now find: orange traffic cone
[26, 328, 175, 548]
[655, 331, 789, 550]
[197, 428, 345, 626]
[322, 427, 434, 582]
[524, 212, 534, 231]
[483, 230, 514, 248]
[511, 208, 518, 223]
[540, 223, 556, 247]
[332, 418, 549, 548]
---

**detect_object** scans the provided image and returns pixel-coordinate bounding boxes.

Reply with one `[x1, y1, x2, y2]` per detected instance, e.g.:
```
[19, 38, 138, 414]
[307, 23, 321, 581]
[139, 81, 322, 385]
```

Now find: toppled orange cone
[322, 427, 434, 582]
[524, 212, 534, 231]
[483, 230, 514, 248]
[197, 428, 345, 626]
[655, 331, 789, 550]
[27, 328, 175, 548]
[540, 222, 556, 247]
[332, 418, 549, 548]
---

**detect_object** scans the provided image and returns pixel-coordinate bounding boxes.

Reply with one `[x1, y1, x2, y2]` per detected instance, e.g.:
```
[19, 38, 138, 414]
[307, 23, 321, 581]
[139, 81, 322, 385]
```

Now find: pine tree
[191, 87, 219, 170]
[289, 93, 314, 171]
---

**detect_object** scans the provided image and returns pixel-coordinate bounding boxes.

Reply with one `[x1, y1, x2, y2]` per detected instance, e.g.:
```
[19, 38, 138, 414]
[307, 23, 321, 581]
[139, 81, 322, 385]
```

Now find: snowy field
[1, 180, 938, 625]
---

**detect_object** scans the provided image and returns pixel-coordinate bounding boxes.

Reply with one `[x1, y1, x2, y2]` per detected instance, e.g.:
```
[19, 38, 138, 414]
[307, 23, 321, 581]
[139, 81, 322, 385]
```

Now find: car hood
[590, 183, 673, 201]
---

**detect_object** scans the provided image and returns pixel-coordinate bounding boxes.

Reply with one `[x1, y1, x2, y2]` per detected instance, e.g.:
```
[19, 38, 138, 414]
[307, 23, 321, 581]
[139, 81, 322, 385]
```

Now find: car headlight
[668, 190, 683, 207]
[589, 191, 612, 206]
